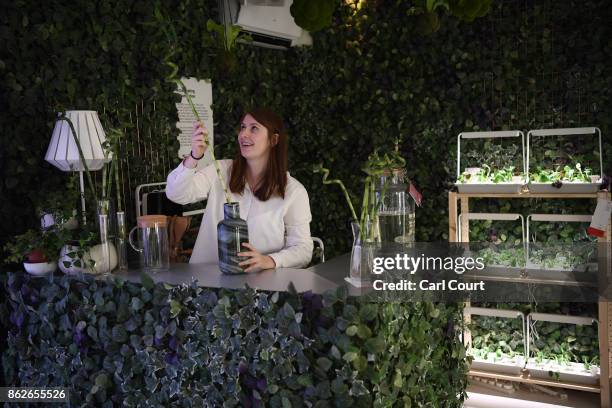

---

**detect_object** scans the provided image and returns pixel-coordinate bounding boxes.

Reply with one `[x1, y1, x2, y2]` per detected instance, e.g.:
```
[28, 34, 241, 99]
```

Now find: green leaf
[343, 352, 358, 362]
[131, 297, 144, 311]
[140, 273, 154, 290]
[357, 325, 372, 339]
[359, 304, 378, 322]
[95, 373, 110, 388]
[346, 325, 358, 336]
[170, 300, 182, 318]
[364, 337, 386, 354]
[317, 357, 332, 371]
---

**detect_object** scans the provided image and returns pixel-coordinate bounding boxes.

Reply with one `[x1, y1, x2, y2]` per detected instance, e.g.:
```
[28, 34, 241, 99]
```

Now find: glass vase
[95, 200, 118, 276]
[116, 211, 128, 270]
[217, 202, 249, 274]
[349, 220, 380, 285]
[96, 213, 112, 276]
[97, 199, 117, 239]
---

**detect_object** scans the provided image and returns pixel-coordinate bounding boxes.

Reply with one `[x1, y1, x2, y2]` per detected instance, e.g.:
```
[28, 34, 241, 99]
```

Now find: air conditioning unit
[221, 0, 312, 49]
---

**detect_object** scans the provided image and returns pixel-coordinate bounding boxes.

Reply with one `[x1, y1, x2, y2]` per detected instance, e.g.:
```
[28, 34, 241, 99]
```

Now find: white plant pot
[23, 261, 57, 276]
[59, 243, 118, 275]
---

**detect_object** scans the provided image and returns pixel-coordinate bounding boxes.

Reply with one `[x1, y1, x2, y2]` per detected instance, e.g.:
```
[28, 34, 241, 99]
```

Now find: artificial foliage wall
[2, 272, 467, 406]
[1, 0, 611, 258]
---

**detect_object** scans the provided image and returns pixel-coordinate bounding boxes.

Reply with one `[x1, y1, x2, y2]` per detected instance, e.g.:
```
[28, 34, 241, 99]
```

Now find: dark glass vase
[218, 202, 249, 274]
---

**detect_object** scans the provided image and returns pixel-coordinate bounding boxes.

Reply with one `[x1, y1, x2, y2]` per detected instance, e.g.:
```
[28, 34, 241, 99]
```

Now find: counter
[1, 255, 468, 407]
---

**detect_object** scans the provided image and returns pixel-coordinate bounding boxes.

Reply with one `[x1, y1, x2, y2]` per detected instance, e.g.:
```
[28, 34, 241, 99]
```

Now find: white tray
[455, 182, 524, 194]
[527, 181, 602, 194]
[526, 359, 599, 385]
[471, 356, 525, 376]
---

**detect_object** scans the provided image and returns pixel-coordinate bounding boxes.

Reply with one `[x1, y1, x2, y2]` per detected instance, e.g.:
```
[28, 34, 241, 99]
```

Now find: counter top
[112, 254, 357, 294]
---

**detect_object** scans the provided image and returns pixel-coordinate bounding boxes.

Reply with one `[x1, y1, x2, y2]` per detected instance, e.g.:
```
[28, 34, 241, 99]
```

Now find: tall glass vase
[97, 213, 112, 276]
[348, 219, 380, 286]
[95, 200, 118, 276]
[116, 211, 128, 270]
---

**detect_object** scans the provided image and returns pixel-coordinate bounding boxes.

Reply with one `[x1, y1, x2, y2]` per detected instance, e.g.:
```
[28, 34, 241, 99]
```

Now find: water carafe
[129, 215, 170, 272]
[375, 168, 416, 244]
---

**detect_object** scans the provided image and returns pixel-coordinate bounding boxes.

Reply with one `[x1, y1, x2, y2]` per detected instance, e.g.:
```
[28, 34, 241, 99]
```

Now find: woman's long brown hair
[229, 107, 288, 201]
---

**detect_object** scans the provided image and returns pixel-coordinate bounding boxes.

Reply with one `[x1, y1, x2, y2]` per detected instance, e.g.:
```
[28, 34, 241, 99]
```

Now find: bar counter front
[2, 255, 468, 407]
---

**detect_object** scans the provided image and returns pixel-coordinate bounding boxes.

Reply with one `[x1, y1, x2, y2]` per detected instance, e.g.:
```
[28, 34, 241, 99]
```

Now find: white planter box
[527, 179, 601, 194]
[526, 358, 600, 385]
[470, 353, 525, 376]
[456, 176, 526, 194]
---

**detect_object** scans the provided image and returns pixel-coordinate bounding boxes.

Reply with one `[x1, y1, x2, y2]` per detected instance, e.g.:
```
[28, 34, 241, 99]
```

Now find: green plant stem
[359, 179, 370, 241]
[114, 145, 122, 212]
[313, 166, 358, 221]
[176, 79, 232, 205]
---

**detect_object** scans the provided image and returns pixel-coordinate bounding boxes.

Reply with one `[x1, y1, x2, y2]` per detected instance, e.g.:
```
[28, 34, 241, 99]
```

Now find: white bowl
[23, 261, 57, 276]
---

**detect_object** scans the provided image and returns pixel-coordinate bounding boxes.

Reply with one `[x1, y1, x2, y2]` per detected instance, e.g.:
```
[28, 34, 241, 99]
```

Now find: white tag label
[587, 198, 612, 238]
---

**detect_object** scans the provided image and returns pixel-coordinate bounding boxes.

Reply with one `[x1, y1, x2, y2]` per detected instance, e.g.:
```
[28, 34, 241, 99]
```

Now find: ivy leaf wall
[1, 0, 610, 259]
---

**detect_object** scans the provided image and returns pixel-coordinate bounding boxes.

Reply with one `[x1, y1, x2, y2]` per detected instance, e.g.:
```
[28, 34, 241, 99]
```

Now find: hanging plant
[290, 0, 337, 32]
[205, 19, 251, 74]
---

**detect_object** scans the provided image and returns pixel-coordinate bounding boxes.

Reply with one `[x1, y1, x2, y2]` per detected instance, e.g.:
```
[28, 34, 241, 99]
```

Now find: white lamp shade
[45, 110, 111, 171]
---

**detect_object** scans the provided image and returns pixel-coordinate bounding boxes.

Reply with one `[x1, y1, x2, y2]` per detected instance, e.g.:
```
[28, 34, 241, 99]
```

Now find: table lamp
[45, 110, 111, 224]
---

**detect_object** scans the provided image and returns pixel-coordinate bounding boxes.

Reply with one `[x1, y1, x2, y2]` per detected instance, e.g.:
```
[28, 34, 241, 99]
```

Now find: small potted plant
[4, 227, 66, 276]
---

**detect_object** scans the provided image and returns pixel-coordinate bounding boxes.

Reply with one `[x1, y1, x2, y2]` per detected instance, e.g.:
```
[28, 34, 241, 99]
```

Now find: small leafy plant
[530, 163, 594, 184]
[4, 227, 67, 264]
[457, 164, 517, 184]
[478, 246, 526, 268]
[61, 229, 97, 270]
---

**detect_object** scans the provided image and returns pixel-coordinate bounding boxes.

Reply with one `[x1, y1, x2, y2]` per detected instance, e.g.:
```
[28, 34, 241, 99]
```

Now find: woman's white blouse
[166, 159, 313, 268]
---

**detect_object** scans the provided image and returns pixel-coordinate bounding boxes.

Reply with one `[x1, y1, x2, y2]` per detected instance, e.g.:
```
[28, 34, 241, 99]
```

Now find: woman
[166, 107, 313, 271]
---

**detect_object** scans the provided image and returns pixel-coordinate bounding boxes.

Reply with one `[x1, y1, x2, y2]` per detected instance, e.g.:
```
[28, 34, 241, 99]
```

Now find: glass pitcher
[129, 215, 170, 273]
[375, 168, 416, 245]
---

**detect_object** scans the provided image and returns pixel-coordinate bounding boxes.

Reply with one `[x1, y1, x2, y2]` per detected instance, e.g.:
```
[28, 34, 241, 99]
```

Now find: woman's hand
[192, 121, 208, 158]
[183, 121, 209, 169]
[238, 243, 276, 273]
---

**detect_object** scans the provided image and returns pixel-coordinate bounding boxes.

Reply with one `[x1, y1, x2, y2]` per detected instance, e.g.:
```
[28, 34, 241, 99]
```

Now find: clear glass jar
[375, 168, 416, 244]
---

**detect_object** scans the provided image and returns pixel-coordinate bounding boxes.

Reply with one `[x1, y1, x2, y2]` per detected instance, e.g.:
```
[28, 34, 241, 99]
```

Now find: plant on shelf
[457, 164, 517, 184]
[470, 315, 525, 361]
[529, 242, 596, 270]
[530, 163, 594, 184]
[530, 320, 599, 371]
[478, 246, 526, 268]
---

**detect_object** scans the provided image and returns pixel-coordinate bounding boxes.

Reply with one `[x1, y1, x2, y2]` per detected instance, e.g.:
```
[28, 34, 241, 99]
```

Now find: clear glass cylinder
[375, 168, 416, 245]
[97, 213, 112, 276]
[116, 211, 128, 270]
[349, 220, 380, 283]
[97, 199, 117, 239]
